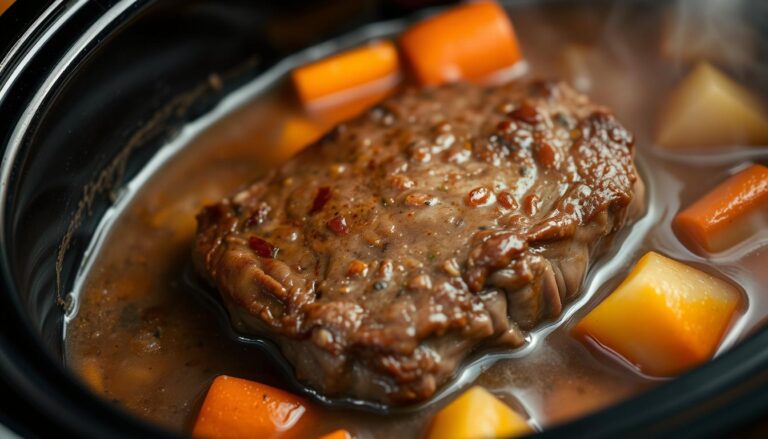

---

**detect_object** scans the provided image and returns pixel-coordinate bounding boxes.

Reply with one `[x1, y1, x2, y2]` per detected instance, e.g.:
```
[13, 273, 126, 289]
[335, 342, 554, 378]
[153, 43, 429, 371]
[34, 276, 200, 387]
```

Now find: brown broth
[65, 4, 768, 438]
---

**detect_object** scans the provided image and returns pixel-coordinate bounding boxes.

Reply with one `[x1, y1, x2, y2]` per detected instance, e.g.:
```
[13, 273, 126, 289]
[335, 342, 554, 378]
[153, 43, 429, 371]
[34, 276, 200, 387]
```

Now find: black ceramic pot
[0, 0, 767, 437]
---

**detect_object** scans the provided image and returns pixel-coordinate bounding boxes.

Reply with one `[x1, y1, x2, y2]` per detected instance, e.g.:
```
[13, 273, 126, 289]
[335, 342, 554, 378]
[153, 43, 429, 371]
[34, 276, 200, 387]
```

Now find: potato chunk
[656, 62, 768, 149]
[574, 252, 741, 376]
[426, 386, 531, 439]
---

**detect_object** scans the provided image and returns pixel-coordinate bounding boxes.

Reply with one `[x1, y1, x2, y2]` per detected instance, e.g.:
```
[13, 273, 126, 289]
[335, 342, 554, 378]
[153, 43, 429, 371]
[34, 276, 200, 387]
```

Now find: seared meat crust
[193, 81, 643, 404]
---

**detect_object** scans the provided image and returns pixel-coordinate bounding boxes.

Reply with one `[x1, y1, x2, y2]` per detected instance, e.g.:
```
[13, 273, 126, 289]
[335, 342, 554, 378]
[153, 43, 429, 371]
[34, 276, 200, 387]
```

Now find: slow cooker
[0, 0, 767, 437]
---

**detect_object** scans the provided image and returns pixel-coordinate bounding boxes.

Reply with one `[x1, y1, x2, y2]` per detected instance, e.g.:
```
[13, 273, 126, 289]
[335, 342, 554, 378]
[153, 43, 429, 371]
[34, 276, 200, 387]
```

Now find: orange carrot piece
[272, 115, 329, 161]
[400, 1, 523, 86]
[274, 85, 397, 161]
[674, 164, 768, 253]
[318, 430, 352, 439]
[0, 0, 13, 15]
[309, 85, 396, 126]
[292, 40, 399, 105]
[192, 376, 314, 439]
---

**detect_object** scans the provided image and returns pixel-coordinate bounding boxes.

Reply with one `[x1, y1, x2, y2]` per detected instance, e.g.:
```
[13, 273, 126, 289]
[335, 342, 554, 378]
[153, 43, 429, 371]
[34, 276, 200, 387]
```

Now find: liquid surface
[65, 3, 768, 437]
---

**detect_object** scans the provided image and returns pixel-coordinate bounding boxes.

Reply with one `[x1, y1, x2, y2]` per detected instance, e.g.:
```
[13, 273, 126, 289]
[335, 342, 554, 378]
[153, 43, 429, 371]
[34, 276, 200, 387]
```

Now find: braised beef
[192, 81, 644, 404]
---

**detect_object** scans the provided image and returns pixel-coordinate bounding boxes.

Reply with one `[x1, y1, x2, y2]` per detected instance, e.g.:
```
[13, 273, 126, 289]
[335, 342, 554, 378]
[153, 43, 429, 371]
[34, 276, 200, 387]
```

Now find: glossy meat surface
[193, 81, 643, 404]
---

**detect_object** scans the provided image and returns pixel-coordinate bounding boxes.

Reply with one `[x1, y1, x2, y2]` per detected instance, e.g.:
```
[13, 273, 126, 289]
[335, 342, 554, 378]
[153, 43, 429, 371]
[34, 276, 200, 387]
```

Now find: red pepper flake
[411, 147, 431, 163]
[248, 236, 276, 258]
[404, 192, 436, 206]
[244, 203, 271, 228]
[466, 187, 491, 207]
[497, 191, 518, 209]
[509, 103, 540, 125]
[389, 175, 415, 190]
[346, 260, 368, 278]
[496, 120, 515, 132]
[535, 141, 558, 168]
[523, 194, 542, 216]
[327, 216, 349, 236]
[244, 215, 258, 228]
[309, 187, 331, 214]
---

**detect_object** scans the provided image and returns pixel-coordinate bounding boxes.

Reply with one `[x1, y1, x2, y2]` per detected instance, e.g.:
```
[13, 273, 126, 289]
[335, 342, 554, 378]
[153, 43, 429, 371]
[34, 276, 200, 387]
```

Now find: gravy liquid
[65, 4, 768, 437]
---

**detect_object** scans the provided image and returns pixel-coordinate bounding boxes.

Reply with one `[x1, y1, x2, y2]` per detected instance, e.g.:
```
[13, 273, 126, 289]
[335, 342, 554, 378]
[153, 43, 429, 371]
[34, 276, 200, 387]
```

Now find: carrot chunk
[308, 85, 395, 125]
[272, 115, 329, 161]
[674, 164, 768, 253]
[400, 1, 523, 86]
[274, 84, 397, 161]
[192, 376, 314, 439]
[292, 40, 399, 106]
[574, 252, 742, 376]
[318, 430, 352, 439]
[0, 0, 13, 15]
[426, 386, 531, 439]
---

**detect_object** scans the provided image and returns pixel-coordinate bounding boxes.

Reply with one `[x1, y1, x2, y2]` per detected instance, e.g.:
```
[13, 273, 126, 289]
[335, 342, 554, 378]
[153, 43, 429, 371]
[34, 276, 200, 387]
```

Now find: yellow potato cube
[656, 62, 768, 149]
[575, 252, 741, 376]
[426, 386, 531, 439]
